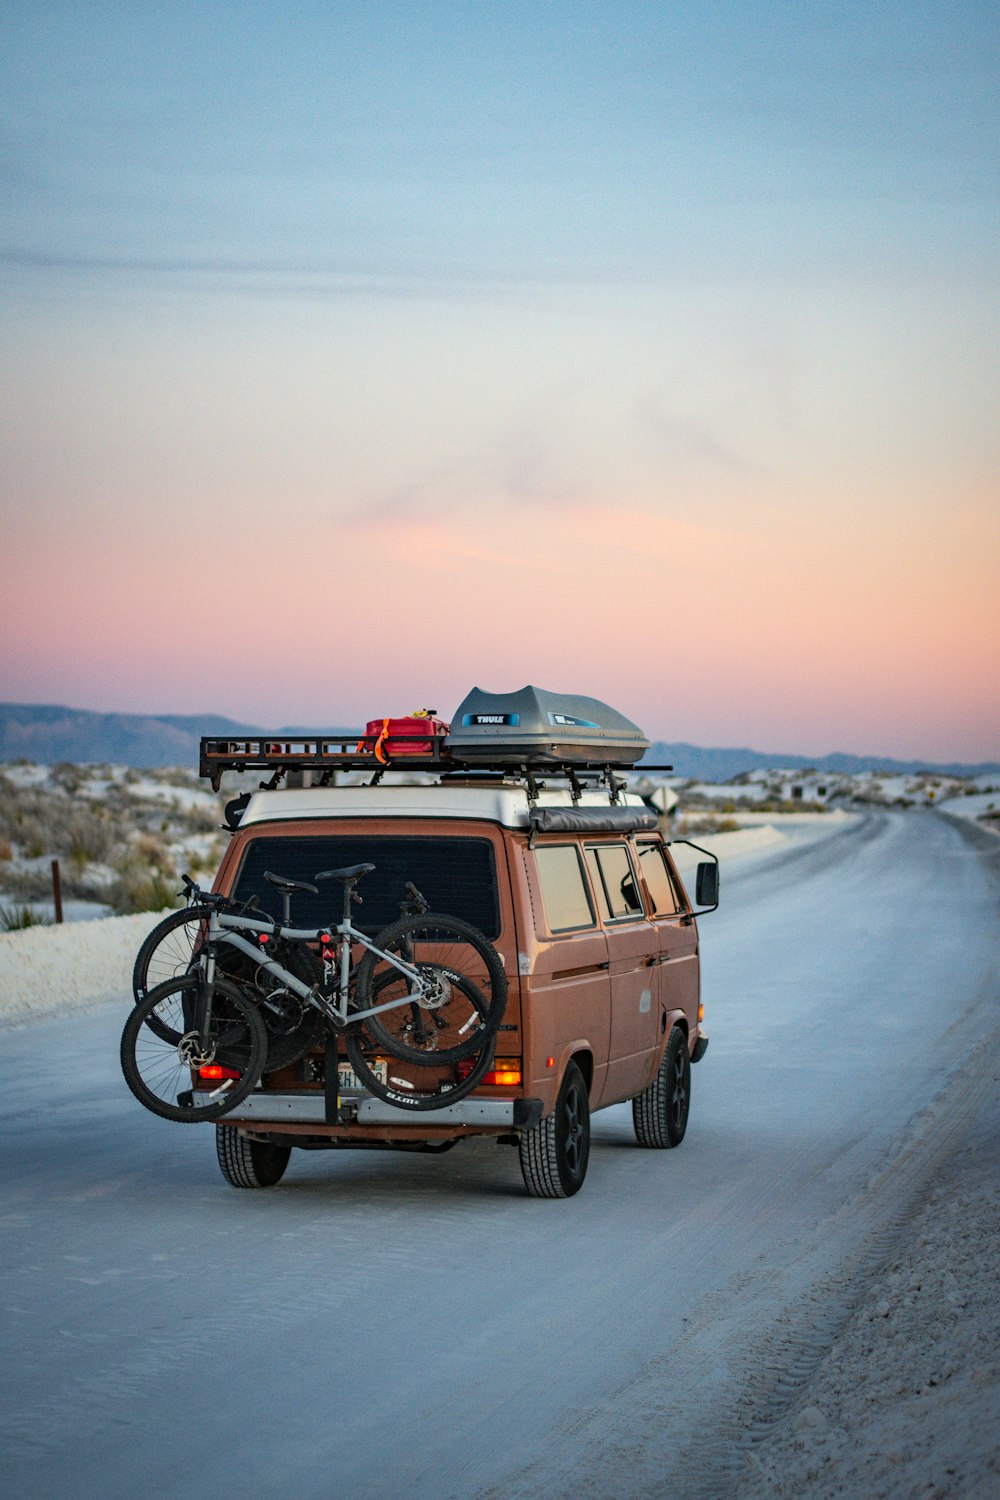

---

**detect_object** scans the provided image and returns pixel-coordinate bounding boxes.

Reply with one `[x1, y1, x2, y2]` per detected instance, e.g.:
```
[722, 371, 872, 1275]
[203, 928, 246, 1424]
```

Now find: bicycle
[133, 874, 323, 1070]
[120, 863, 507, 1122]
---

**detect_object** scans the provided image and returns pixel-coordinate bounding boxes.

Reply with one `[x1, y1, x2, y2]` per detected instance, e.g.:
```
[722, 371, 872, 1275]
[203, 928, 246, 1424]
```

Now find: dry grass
[0, 765, 225, 912]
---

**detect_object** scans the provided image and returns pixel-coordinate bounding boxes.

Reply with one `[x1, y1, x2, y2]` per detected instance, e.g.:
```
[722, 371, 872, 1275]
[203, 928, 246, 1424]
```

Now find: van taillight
[486, 1065, 522, 1087]
[457, 1058, 521, 1087]
[198, 1064, 241, 1081]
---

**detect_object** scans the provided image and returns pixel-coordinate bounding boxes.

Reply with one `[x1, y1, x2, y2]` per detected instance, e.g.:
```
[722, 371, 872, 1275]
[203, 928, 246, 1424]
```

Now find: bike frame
[197, 905, 432, 1030]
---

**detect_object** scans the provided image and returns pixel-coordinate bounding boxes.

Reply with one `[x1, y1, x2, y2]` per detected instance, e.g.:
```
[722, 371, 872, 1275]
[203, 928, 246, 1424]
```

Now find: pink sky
[2, 6, 998, 765]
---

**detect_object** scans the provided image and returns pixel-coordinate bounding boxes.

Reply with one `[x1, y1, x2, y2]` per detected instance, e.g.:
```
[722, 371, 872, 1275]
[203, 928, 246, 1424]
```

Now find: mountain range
[1, 702, 996, 781]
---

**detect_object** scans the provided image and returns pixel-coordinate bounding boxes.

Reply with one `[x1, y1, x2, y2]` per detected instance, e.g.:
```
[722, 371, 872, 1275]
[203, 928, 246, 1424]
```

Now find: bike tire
[120, 975, 267, 1124]
[133, 906, 219, 999]
[344, 1021, 496, 1112]
[353, 913, 507, 1064]
[133, 909, 322, 1069]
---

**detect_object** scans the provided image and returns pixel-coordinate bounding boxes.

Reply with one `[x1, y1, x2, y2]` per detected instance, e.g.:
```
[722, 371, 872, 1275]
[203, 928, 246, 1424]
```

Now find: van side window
[636, 839, 683, 915]
[535, 845, 596, 933]
[585, 844, 644, 921]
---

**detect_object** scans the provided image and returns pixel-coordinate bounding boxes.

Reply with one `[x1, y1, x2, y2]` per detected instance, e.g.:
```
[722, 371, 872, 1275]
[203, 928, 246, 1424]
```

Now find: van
[201, 755, 716, 1199]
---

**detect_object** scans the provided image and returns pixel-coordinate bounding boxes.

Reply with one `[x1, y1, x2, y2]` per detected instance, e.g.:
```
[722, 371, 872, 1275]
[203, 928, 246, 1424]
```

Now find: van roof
[237, 784, 651, 831]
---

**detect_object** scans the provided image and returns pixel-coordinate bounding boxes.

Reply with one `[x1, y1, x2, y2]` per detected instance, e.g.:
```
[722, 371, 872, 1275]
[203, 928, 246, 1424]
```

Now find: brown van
[203, 770, 714, 1199]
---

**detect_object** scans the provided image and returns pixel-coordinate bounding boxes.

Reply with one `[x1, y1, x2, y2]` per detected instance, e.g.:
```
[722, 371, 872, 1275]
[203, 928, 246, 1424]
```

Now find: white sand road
[0, 811, 996, 1499]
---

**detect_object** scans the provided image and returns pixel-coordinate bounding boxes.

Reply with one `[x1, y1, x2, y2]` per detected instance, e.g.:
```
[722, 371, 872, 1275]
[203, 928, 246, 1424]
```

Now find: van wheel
[518, 1061, 590, 1198]
[632, 1027, 690, 1148]
[216, 1125, 291, 1188]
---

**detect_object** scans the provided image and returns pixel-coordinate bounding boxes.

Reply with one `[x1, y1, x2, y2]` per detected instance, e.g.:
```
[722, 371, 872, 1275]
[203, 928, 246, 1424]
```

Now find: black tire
[632, 1027, 690, 1148]
[343, 1019, 496, 1111]
[216, 1125, 291, 1188]
[133, 907, 219, 1000]
[353, 913, 507, 1064]
[133, 910, 322, 1070]
[518, 1060, 590, 1198]
[120, 975, 267, 1124]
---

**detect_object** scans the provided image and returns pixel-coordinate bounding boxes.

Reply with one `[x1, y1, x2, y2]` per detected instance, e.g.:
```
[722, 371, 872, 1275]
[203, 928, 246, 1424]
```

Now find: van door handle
[552, 961, 609, 980]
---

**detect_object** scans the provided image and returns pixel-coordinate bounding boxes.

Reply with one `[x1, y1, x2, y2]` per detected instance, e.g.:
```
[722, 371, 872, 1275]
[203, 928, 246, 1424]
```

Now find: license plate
[338, 1061, 387, 1093]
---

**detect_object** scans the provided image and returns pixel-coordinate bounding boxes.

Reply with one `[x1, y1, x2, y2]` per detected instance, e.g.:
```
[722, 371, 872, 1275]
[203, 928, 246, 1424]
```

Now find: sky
[1, 0, 998, 762]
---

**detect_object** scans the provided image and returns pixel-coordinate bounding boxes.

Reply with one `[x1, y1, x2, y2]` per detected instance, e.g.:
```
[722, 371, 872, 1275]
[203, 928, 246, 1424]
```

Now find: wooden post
[51, 858, 63, 923]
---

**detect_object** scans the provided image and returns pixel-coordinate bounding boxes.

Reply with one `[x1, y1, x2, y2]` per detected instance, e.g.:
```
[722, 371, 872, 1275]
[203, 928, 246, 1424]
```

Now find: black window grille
[231, 835, 501, 939]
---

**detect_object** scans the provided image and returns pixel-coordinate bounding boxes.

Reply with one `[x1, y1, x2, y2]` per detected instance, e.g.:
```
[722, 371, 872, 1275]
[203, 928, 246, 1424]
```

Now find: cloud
[632, 391, 769, 482]
[337, 405, 597, 534]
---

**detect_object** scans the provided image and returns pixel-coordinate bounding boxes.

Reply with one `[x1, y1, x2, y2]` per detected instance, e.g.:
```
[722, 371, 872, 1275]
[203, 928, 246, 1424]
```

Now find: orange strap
[373, 717, 391, 765]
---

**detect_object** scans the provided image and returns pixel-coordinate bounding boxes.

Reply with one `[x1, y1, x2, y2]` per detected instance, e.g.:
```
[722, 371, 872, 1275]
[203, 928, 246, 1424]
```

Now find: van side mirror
[695, 861, 719, 910]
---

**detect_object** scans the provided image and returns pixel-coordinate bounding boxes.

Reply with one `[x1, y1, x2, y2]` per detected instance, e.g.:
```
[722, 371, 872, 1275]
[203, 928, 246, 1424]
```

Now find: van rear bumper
[211, 1092, 543, 1130]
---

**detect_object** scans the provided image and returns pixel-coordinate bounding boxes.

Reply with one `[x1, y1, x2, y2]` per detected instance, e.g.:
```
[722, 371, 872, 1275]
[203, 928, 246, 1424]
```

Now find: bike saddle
[314, 863, 376, 883]
[263, 870, 319, 895]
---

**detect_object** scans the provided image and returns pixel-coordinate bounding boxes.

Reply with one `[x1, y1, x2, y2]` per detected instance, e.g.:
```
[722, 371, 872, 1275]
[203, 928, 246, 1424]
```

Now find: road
[1, 811, 997, 1499]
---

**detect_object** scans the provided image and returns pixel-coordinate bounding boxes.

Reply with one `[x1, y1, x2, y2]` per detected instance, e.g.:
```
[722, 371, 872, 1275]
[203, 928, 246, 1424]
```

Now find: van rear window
[231, 835, 500, 939]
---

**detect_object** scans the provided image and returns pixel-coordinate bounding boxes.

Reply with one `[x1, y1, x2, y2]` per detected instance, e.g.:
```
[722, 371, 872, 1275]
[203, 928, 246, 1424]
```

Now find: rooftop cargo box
[445, 686, 649, 766]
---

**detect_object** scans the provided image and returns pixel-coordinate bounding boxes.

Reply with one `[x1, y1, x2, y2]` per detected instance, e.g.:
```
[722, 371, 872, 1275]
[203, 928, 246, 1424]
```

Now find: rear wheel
[354, 913, 507, 1064]
[632, 1027, 690, 1148]
[133, 907, 220, 1000]
[519, 1061, 590, 1198]
[120, 975, 266, 1124]
[216, 1125, 291, 1188]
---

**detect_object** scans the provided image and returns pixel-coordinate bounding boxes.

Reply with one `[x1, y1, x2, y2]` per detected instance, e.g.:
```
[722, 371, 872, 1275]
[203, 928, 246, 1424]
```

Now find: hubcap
[563, 1085, 586, 1174]
[671, 1052, 687, 1128]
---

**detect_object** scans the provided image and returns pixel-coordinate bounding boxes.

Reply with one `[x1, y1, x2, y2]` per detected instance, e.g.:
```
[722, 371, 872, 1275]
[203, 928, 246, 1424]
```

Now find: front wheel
[632, 1027, 690, 1148]
[120, 976, 266, 1124]
[518, 1061, 590, 1198]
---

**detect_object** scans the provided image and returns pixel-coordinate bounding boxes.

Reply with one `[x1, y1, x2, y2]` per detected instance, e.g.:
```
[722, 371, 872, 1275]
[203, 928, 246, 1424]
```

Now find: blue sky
[2, 1, 998, 759]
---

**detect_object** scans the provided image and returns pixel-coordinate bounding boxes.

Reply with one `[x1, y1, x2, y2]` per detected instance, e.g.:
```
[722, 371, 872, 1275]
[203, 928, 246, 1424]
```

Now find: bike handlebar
[179, 873, 262, 916]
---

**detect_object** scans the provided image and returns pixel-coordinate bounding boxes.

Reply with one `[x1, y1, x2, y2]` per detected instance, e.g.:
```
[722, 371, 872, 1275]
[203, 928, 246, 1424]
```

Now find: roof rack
[199, 734, 672, 794]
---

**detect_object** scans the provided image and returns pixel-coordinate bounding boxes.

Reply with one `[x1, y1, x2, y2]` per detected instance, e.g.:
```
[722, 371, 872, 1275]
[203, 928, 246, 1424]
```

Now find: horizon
[2, 3, 998, 764]
[0, 695, 995, 771]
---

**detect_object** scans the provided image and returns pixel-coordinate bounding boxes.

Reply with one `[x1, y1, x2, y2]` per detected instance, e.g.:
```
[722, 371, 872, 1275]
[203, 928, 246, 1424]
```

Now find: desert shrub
[1, 867, 52, 900]
[108, 866, 179, 915]
[133, 832, 175, 871]
[182, 804, 222, 834]
[0, 902, 49, 931]
[52, 763, 83, 793]
[108, 832, 178, 914]
[65, 808, 118, 865]
[0, 838, 11, 861]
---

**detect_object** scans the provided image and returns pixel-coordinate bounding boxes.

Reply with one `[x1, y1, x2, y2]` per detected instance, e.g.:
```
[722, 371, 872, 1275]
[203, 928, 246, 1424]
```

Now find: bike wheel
[133, 907, 216, 1000]
[353, 913, 507, 1064]
[120, 975, 266, 1124]
[344, 1019, 496, 1112]
[133, 913, 321, 1067]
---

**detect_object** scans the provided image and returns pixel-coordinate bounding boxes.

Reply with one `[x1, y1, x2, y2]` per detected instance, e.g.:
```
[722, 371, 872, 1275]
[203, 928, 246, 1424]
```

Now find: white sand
[0, 908, 171, 1028]
[735, 1080, 1000, 1499]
